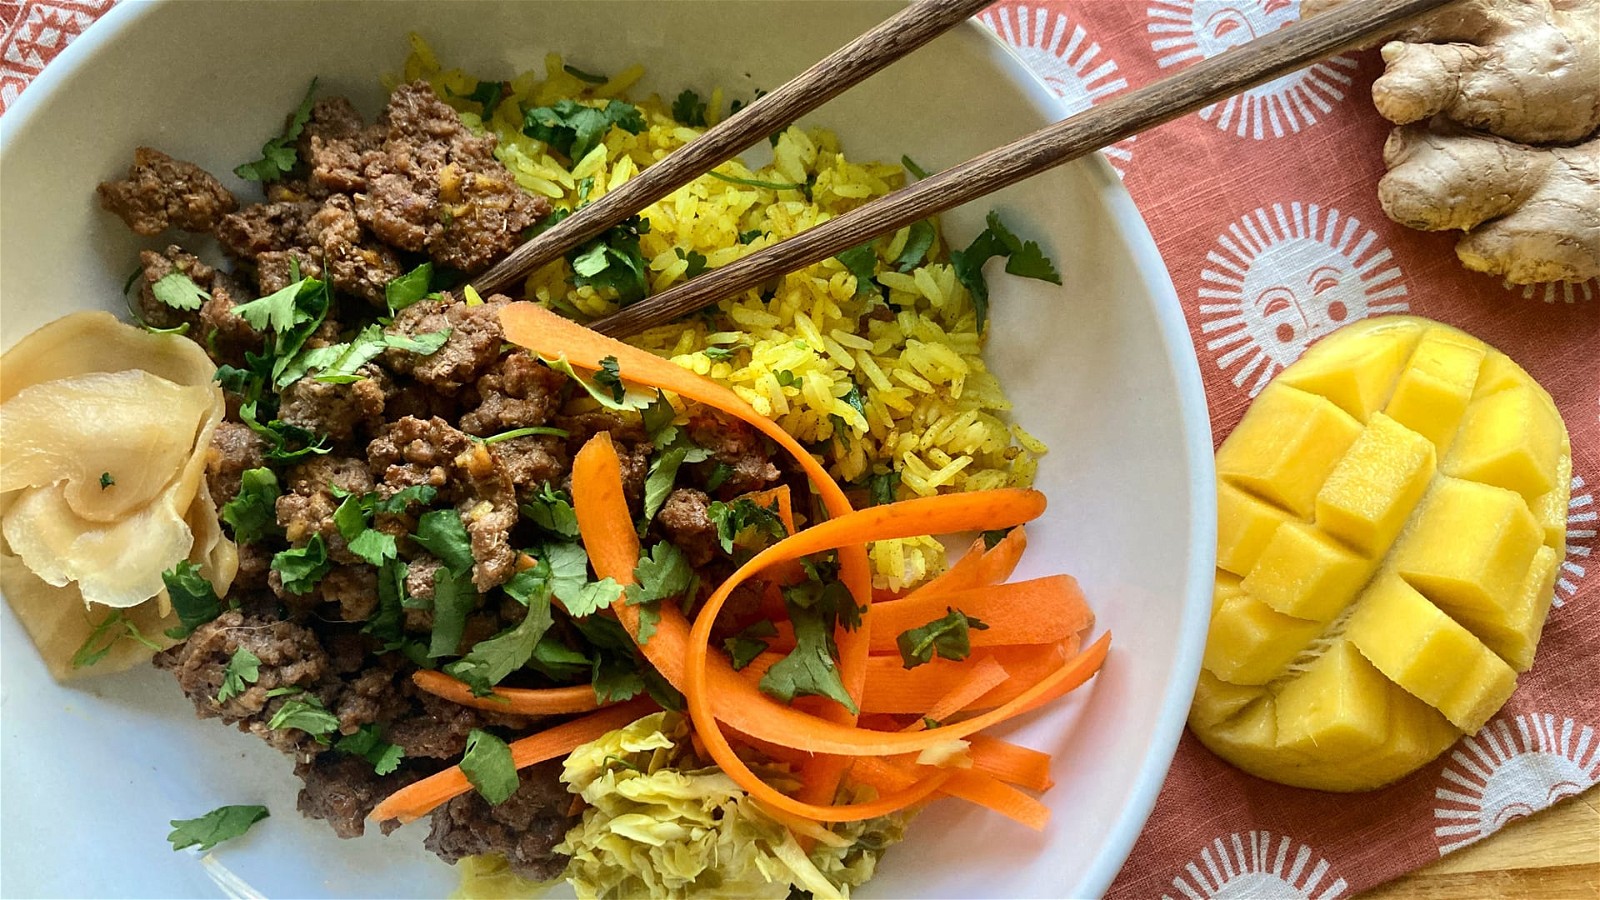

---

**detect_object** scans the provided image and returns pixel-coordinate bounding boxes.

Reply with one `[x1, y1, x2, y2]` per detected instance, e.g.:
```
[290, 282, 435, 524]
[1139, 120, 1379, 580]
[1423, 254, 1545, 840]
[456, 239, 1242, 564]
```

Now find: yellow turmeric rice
[392, 38, 1048, 591]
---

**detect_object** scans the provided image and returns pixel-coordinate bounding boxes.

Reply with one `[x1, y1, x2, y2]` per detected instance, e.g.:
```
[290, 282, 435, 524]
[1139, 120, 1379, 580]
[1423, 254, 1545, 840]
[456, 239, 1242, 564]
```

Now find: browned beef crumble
[97, 147, 238, 236]
[105, 79, 794, 880]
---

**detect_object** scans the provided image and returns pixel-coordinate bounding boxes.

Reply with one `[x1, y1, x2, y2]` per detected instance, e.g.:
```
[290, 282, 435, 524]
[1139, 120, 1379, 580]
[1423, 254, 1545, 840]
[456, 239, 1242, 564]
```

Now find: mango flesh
[1192, 316, 1570, 792]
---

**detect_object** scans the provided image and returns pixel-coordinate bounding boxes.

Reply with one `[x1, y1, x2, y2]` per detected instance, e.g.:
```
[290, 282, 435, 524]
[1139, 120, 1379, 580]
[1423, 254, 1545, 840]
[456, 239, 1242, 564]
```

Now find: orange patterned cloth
[4, 2, 1596, 897]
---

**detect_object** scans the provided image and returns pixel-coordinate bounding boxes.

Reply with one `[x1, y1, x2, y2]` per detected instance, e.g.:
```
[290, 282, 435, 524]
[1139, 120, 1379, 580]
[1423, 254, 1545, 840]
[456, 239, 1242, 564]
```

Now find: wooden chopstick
[468, 0, 993, 299]
[588, 0, 1457, 338]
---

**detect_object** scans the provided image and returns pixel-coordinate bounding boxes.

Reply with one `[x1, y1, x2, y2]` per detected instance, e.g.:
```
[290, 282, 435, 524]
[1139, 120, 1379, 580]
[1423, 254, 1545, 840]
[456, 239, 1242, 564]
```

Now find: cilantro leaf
[704, 462, 732, 491]
[168, 805, 269, 852]
[643, 666, 686, 712]
[737, 229, 765, 245]
[724, 619, 777, 671]
[951, 211, 1061, 332]
[445, 561, 555, 695]
[868, 469, 900, 506]
[835, 242, 880, 296]
[542, 354, 647, 411]
[71, 610, 160, 669]
[234, 78, 318, 182]
[592, 355, 625, 403]
[465, 80, 506, 117]
[527, 633, 592, 681]
[894, 220, 936, 272]
[347, 528, 398, 567]
[428, 568, 477, 658]
[630, 542, 694, 605]
[1004, 238, 1062, 284]
[239, 399, 332, 463]
[565, 577, 625, 618]
[151, 271, 211, 311]
[640, 446, 689, 532]
[671, 89, 708, 127]
[232, 272, 333, 388]
[375, 485, 439, 515]
[541, 541, 592, 607]
[567, 215, 651, 305]
[759, 599, 857, 713]
[675, 247, 708, 279]
[336, 725, 404, 775]
[221, 468, 281, 544]
[270, 534, 331, 596]
[461, 729, 519, 805]
[896, 607, 989, 669]
[520, 485, 579, 538]
[592, 654, 645, 704]
[366, 559, 409, 644]
[982, 528, 1013, 550]
[267, 694, 339, 740]
[902, 154, 930, 180]
[522, 98, 645, 162]
[217, 648, 261, 703]
[413, 510, 476, 576]
[641, 391, 679, 448]
[707, 497, 788, 553]
[99, 472, 115, 490]
[163, 562, 223, 638]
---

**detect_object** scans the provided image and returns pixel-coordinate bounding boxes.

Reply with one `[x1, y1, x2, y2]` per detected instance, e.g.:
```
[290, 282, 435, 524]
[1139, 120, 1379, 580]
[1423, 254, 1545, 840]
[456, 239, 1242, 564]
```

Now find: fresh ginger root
[1304, 0, 1600, 284]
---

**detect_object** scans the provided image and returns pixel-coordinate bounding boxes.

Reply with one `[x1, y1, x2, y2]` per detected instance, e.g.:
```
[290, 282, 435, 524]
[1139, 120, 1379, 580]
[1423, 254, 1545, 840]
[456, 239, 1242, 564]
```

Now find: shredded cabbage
[550, 712, 907, 900]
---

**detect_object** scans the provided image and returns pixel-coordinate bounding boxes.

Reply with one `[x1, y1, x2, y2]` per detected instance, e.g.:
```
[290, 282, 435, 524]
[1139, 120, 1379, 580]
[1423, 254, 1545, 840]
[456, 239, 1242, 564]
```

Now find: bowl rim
[0, 4, 1216, 897]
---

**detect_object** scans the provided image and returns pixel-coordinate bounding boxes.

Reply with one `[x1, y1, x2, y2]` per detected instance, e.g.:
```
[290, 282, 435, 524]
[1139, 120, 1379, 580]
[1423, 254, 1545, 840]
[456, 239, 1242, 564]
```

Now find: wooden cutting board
[1359, 785, 1599, 898]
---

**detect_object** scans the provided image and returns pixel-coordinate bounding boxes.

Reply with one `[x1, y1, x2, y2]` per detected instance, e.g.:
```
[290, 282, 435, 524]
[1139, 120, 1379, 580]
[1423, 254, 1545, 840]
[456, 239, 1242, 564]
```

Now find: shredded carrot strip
[368, 698, 654, 824]
[969, 734, 1055, 792]
[410, 670, 606, 715]
[878, 526, 1029, 604]
[866, 575, 1093, 653]
[940, 769, 1051, 830]
[902, 655, 1011, 731]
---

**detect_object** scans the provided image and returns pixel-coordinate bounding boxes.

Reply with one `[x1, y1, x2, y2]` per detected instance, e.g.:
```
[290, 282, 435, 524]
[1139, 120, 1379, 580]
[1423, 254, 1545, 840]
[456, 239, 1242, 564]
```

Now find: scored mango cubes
[1191, 316, 1570, 792]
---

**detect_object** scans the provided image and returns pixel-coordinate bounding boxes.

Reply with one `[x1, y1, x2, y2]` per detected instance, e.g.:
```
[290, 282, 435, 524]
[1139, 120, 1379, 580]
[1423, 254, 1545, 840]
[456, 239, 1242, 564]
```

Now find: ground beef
[688, 410, 780, 495]
[277, 366, 391, 446]
[318, 564, 381, 623]
[329, 653, 410, 733]
[657, 488, 720, 567]
[301, 97, 384, 194]
[198, 272, 264, 367]
[274, 456, 373, 572]
[96, 147, 237, 235]
[459, 351, 566, 436]
[308, 194, 405, 306]
[256, 248, 325, 295]
[205, 421, 265, 508]
[424, 759, 576, 882]
[384, 295, 513, 393]
[132, 245, 213, 329]
[153, 609, 329, 755]
[295, 753, 419, 839]
[234, 544, 274, 591]
[384, 376, 462, 422]
[355, 82, 549, 273]
[554, 410, 651, 506]
[215, 200, 318, 261]
[491, 435, 569, 499]
[386, 690, 529, 760]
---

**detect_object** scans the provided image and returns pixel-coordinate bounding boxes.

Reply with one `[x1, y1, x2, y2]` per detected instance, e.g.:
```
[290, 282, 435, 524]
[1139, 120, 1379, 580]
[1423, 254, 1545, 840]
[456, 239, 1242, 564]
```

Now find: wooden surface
[591, 0, 1457, 337]
[1360, 785, 1600, 899]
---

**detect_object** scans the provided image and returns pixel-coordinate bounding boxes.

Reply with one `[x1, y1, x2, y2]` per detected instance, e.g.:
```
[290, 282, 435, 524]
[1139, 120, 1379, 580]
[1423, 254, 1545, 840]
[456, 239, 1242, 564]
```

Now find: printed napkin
[4, 1, 1596, 897]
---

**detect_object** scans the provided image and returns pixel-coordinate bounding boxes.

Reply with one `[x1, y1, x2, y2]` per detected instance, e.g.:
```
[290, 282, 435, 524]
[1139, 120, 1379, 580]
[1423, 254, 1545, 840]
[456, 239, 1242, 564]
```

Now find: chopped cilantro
[643, 666, 686, 712]
[868, 469, 901, 506]
[760, 597, 857, 713]
[231, 270, 333, 389]
[708, 170, 806, 192]
[640, 446, 690, 533]
[271, 534, 332, 596]
[896, 607, 989, 669]
[982, 528, 1013, 550]
[347, 528, 398, 568]
[526, 633, 592, 681]
[835, 241, 880, 296]
[216, 648, 261, 703]
[522, 98, 645, 162]
[366, 559, 409, 644]
[775, 369, 796, 387]
[702, 345, 735, 361]
[641, 391, 679, 448]
[950, 211, 1062, 332]
[593, 355, 625, 403]
[385, 263, 434, 314]
[724, 619, 778, 670]
[592, 655, 646, 704]
[707, 497, 787, 553]
[428, 568, 477, 658]
[375, 484, 439, 515]
[461, 729, 519, 805]
[336, 725, 404, 775]
[542, 354, 647, 411]
[278, 323, 449, 386]
[541, 541, 592, 607]
[413, 510, 476, 576]
[221, 467, 281, 544]
[445, 561, 555, 695]
[675, 247, 709, 279]
[901, 154, 930, 180]
[267, 694, 339, 740]
[568, 216, 651, 305]
[464, 80, 506, 117]
[894, 220, 936, 272]
[163, 562, 224, 639]
[151, 271, 211, 311]
[239, 399, 332, 463]
[99, 472, 115, 490]
[562, 63, 609, 84]
[786, 558, 864, 631]
[71, 610, 160, 669]
[671, 89, 709, 127]
[565, 578, 626, 618]
[703, 461, 733, 492]
[520, 485, 579, 538]
[234, 78, 318, 182]
[630, 542, 694, 605]
[168, 805, 269, 852]
[737, 229, 765, 244]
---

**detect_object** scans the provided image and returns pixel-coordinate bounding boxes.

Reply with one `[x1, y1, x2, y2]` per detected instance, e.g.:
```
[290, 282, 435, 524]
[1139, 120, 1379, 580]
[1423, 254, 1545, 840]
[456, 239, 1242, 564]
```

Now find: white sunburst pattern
[1147, 0, 1358, 139]
[979, 2, 1136, 176]
[1162, 831, 1349, 900]
[1198, 202, 1409, 396]
[1433, 712, 1600, 855]
[1557, 474, 1596, 606]
[1505, 277, 1598, 304]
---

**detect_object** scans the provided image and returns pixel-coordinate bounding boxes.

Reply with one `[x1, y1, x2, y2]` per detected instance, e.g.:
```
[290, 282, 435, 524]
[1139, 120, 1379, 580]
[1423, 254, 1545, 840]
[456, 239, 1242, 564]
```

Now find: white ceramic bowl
[0, 2, 1214, 897]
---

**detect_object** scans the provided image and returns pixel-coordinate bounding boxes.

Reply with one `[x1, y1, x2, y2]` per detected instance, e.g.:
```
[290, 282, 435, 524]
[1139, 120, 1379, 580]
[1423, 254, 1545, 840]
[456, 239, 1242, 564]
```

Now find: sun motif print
[1146, 0, 1358, 139]
[1505, 277, 1597, 304]
[979, 2, 1136, 175]
[1557, 474, 1596, 607]
[1162, 831, 1348, 900]
[1198, 202, 1409, 396]
[1433, 712, 1600, 854]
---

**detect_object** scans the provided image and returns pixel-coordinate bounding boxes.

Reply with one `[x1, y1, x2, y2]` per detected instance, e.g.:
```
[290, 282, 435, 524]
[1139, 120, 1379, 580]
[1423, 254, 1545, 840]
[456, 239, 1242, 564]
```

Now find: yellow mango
[1193, 316, 1568, 792]
[1383, 329, 1484, 455]
[1242, 522, 1370, 623]
[1444, 385, 1564, 501]
[1315, 412, 1435, 556]
[1345, 576, 1516, 733]
[1216, 386, 1363, 519]
[1216, 481, 1296, 577]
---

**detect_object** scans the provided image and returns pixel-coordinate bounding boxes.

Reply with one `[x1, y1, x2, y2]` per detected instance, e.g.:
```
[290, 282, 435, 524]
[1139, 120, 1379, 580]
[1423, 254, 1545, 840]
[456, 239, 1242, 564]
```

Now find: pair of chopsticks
[469, 0, 1457, 337]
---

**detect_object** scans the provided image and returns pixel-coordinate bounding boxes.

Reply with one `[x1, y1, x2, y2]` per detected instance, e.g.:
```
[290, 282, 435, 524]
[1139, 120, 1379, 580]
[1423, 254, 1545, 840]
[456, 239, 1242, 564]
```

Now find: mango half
[1193, 316, 1569, 792]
